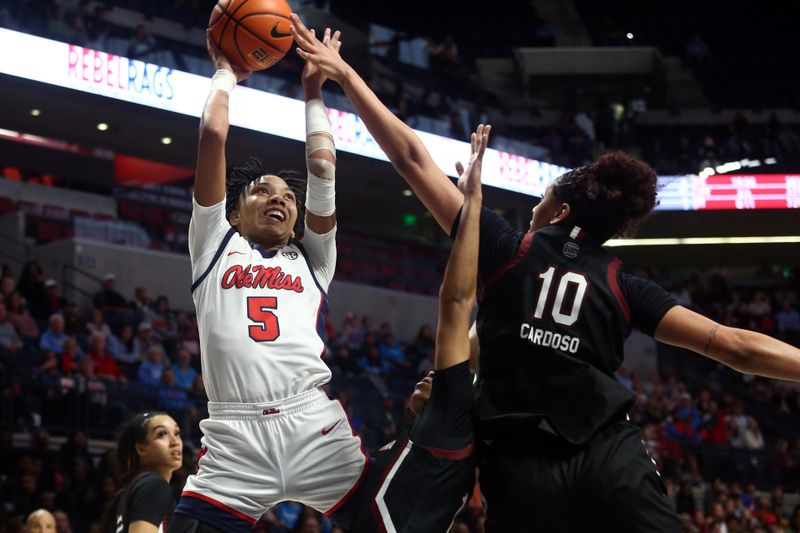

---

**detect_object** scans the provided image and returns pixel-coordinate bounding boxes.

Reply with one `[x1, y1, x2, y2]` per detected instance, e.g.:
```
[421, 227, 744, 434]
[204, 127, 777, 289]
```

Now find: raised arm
[194, 33, 249, 207]
[656, 306, 800, 381]
[290, 15, 463, 234]
[434, 125, 490, 370]
[302, 27, 338, 235]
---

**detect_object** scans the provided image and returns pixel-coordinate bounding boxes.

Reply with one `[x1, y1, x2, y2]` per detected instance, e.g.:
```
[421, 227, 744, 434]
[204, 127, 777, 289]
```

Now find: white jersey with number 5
[188, 197, 334, 403]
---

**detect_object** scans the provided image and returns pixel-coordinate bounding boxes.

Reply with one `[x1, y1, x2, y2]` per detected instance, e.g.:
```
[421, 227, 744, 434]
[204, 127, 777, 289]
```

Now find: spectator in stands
[47, 6, 72, 41]
[776, 300, 800, 340]
[59, 337, 81, 375]
[108, 323, 138, 377]
[0, 302, 23, 356]
[53, 510, 71, 533]
[130, 286, 156, 324]
[378, 332, 409, 370]
[86, 308, 111, 340]
[62, 303, 86, 338]
[0, 273, 15, 302]
[39, 314, 69, 355]
[17, 261, 46, 320]
[39, 279, 64, 321]
[158, 367, 191, 410]
[126, 23, 158, 61]
[137, 347, 165, 387]
[93, 274, 129, 330]
[24, 508, 55, 532]
[328, 344, 359, 376]
[357, 345, 389, 376]
[87, 335, 126, 383]
[172, 349, 196, 391]
[742, 417, 765, 450]
[133, 322, 164, 363]
[151, 296, 177, 352]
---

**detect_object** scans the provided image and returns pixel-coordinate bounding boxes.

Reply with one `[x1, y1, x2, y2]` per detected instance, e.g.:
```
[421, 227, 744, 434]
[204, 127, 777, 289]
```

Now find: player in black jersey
[292, 25, 800, 532]
[339, 124, 489, 533]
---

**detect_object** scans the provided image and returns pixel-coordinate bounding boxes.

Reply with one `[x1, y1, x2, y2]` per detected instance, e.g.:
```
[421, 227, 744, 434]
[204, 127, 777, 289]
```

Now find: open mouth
[264, 208, 286, 222]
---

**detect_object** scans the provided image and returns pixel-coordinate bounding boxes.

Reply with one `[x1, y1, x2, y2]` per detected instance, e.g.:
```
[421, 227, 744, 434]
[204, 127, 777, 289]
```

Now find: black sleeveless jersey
[452, 208, 676, 446]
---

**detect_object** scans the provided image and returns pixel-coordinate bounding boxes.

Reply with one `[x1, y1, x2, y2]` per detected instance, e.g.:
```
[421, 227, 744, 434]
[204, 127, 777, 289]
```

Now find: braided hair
[225, 157, 307, 241]
[551, 151, 658, 242]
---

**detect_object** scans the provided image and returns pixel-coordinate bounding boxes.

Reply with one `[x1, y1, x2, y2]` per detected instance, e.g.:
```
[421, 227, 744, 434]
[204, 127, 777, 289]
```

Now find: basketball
[208, 0, 293, 71]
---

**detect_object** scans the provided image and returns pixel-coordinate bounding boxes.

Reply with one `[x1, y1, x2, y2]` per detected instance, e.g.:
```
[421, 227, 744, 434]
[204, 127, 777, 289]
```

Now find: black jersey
[452, 208, 676, 446]
[348, 361, 475, 533]
[111, 471, 174, 533]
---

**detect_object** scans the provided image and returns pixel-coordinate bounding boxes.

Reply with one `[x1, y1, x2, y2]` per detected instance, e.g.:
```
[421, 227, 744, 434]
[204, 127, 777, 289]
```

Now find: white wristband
[306, 171, 336, 217]
[305, 98, 336, 158]
[210, 69, 237, 94]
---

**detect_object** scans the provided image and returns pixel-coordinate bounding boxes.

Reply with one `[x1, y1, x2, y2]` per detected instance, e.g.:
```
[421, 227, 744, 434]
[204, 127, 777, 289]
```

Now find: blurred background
[0, 0, 799, 531]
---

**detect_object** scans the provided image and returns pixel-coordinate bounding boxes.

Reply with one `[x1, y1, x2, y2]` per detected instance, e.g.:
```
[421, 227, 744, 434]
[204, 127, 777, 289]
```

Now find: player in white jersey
[168, 31, 366, 533]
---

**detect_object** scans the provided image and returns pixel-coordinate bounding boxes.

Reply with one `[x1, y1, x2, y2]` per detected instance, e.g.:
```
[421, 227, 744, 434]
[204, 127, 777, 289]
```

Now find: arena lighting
[160, 136, 172, 145]
[30, 109, 41, 116]
[699, 158, 777, 178]
[626, 32, 634, 39]
[402, 189, 413, 197]
[0, 28, 567, 197]
[96, 122, 109, 131]
[605, 236, 800, 247]
[1, 29, 798, 211]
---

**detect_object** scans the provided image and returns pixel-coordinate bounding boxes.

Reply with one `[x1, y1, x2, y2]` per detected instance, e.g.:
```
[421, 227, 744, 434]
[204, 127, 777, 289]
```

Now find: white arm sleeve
[301, 222, 336, 291]
[188, 196, 230, 278]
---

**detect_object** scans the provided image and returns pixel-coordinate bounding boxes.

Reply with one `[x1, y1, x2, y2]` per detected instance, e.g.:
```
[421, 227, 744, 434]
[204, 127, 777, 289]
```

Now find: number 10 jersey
[188, 198, 333, 404]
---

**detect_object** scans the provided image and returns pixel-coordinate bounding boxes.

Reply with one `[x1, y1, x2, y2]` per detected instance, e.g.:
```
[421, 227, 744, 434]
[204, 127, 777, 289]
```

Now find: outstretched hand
[290, 14, 349, 85]
[206, 31, 250, 83]
[455, 124, 491, 197]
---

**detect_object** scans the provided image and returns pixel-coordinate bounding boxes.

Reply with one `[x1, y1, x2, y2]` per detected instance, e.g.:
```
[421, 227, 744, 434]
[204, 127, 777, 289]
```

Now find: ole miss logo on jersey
[221, 264, 304, 293]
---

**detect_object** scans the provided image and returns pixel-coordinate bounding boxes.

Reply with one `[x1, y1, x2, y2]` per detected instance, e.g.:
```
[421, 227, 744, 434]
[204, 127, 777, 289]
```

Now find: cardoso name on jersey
[519, 323, 581, 354]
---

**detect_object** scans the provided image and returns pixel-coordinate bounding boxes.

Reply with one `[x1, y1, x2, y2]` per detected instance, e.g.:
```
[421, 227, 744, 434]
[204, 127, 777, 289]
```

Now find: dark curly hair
[225, 157, 307, 240]
[552, 151, 658, 242]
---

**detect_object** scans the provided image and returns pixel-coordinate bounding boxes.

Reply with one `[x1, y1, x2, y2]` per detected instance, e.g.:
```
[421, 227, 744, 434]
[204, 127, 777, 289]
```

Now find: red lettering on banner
[81, 47, 91, 81]
[221, 264, 304, 293]
[93, 50, 103, 83]
[68, 45, 79, 78]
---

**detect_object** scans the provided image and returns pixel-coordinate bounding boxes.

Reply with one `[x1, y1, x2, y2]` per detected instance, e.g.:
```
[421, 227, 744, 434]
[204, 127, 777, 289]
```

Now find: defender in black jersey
[295, 31, 800, 532]
[100, 412, 183, 533]
[330, 123, 490, 533]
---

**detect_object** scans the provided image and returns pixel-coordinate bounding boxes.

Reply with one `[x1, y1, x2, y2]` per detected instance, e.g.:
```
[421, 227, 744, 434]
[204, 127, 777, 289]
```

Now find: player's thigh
[590, 423, 682, 533]
[480, 446, 576, 533]
[282, 399, 367, 512]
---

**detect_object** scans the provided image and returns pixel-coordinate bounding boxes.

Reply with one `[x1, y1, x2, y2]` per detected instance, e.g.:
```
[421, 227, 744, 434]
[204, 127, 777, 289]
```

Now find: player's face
[234, 175, 299, 247]
[137, 415, 183, 475]
[408, 371, 434, 416]
[529, 185, 563, 232]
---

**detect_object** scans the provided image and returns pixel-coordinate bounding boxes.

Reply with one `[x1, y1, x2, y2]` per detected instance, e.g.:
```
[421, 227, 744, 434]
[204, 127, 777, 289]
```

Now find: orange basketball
[208, 0, 293, 71]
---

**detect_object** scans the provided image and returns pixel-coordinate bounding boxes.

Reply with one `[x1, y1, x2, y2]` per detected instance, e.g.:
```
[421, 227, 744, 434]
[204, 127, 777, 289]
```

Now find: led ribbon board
[1, 28, 797, 210]
[0, 28, 566, 196]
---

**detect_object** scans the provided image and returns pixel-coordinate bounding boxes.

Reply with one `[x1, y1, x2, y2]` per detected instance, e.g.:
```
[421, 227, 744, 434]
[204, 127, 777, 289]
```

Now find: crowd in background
[1, 0, 799, 176]
[0, 256, 799, 531]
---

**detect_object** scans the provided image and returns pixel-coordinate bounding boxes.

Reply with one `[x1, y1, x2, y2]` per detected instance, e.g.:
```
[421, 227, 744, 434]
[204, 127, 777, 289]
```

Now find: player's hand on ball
[206, 31, 251, 83]
[456, 124, 491, 197]
[290, 14, 348, 85]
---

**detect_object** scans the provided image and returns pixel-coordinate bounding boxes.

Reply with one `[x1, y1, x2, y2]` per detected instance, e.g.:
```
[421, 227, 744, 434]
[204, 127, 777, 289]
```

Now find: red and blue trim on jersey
[191, 227, 237, 293]
[175, 491, 256, 533]
[296, 242, 330, 344]
[606, 258, 631, 327]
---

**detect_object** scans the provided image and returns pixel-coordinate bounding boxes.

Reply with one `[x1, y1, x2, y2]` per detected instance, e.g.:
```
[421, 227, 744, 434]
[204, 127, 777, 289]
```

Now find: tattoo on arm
[704, 324, 720, 354]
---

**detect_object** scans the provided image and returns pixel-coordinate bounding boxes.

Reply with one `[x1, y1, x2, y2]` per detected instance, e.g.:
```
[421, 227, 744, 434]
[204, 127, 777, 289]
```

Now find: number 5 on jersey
[247, 296, 281, 342]
[533, 267, 589, 326]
